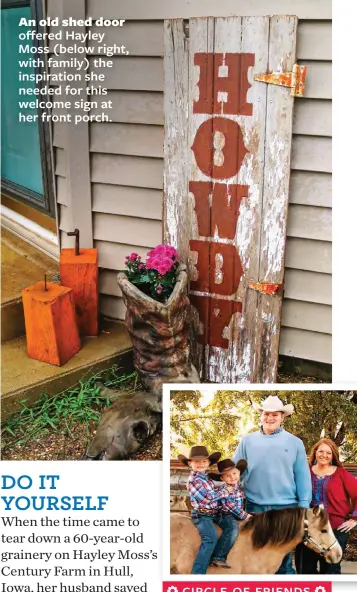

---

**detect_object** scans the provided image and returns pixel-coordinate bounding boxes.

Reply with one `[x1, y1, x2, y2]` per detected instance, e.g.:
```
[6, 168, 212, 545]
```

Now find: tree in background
[170, 390, 357, 461]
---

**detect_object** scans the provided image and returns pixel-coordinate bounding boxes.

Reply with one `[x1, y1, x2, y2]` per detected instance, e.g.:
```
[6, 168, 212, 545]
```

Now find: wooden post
[164, 16, 298, 383]
[22, 281, 81, 366]
[60, 246, 99, 336]
[62, 0, 93, 248]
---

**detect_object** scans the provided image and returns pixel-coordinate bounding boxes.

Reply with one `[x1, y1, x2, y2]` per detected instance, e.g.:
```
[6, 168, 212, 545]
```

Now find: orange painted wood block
[22, 282, 81, 366]
[60, 248, 99, 336]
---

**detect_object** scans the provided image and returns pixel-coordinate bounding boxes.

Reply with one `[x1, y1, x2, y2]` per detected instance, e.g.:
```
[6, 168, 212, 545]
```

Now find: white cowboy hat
[253, 395, 294, 417]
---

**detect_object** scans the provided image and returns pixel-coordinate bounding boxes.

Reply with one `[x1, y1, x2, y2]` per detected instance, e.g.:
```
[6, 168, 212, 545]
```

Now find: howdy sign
[164, 16, 300, 382]
[189, 51, 253, 349]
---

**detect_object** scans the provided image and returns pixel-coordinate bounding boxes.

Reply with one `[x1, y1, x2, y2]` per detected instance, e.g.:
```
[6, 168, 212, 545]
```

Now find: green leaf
[4, 426, 15, 436]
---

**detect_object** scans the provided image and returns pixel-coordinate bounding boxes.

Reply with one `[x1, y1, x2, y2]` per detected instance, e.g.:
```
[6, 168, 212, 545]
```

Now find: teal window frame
[1, 0, 55, 217]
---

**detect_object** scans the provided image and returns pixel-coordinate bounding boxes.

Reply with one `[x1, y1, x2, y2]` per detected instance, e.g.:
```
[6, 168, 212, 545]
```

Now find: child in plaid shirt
[209, 458, 252, 521]
[178, 446, 240, 574]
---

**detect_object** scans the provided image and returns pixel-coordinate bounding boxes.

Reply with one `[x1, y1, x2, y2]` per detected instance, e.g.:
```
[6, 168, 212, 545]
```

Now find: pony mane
[241, 507, 328, 549]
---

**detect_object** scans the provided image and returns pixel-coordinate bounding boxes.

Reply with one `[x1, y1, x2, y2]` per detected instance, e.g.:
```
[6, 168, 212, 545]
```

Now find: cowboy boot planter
[117, 264, 200, 396]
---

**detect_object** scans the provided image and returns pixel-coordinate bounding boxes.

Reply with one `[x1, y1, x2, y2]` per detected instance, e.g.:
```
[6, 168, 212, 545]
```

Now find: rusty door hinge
[248, 282, 282, 295]
[254, 64, 307, 97]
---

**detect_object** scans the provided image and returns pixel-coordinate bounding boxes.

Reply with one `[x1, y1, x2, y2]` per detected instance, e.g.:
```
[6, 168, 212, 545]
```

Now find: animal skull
[82, 387, 162, 460]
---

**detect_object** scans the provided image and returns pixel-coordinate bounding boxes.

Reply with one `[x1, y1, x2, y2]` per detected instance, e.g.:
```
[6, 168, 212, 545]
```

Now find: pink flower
[146, 256, 160, 270]
[147, 244, 178, 261]
[145, 245, 179, 279]
[164, 256, 174, 268]
[154, 245, 166, 254]
[125, 243, 179, 301]
[166, 246, 178, 259]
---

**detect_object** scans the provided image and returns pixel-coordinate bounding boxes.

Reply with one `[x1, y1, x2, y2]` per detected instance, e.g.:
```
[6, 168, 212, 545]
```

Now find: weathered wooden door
[164, 16, 302, 383]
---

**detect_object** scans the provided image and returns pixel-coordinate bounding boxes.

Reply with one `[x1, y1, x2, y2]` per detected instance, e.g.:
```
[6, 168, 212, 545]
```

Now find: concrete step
[1, 229, 58, 342]
[1, 320, 133, 418]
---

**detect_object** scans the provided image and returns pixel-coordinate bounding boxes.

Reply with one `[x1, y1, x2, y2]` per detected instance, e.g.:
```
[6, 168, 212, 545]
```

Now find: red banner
[163, 582, 332, 592]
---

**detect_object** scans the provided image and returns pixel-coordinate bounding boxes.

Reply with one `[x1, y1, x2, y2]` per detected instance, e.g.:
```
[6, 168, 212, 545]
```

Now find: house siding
[49, 0, 332, 364]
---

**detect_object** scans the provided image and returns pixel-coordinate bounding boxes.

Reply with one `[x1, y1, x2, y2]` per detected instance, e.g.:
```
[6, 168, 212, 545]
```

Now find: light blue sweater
[232, 429, 312, 508]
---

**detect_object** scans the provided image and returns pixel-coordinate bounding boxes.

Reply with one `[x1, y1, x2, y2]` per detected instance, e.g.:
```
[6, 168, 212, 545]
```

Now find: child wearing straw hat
[178, 445, 239, 573]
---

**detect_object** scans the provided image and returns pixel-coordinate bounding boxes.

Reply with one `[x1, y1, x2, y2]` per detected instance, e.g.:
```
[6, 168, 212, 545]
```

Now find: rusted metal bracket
[248, 282, 282, 295]
[254, 64, 307, 97]
[67, 229, 80, 256]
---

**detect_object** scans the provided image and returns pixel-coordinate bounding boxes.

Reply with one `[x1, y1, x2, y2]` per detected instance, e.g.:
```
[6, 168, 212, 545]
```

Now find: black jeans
[295, 529, 349, 575]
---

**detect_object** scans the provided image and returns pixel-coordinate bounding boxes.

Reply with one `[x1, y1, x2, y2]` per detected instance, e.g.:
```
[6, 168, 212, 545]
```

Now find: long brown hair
[241, 507, 328, 549]
[309, 438, 343, 468]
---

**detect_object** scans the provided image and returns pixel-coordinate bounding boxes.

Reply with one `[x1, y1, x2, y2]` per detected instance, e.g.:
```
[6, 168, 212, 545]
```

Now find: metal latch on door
[254, 64, 307, 96]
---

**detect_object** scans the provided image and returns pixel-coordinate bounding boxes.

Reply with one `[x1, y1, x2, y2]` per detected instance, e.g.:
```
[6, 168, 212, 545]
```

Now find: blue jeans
[191, 511, 239, 574]
[246, 501, 297, 575]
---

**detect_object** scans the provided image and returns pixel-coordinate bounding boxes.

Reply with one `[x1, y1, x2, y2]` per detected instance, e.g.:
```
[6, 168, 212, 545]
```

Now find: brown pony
[170, 506, 342, 574]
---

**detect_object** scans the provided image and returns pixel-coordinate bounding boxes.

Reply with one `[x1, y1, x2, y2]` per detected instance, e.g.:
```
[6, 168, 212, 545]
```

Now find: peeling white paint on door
[164, 16, 298, 383]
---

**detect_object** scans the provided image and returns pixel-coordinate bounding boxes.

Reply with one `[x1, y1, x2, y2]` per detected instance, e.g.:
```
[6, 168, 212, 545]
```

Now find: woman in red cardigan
[295, 438, 357, 574]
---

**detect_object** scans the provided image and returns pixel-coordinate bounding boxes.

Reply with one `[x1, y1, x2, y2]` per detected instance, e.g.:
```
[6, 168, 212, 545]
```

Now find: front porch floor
[1, 319, 132, 418]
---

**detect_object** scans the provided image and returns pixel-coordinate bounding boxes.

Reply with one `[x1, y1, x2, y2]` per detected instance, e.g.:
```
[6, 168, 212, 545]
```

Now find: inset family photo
[167, 388, 357, 575]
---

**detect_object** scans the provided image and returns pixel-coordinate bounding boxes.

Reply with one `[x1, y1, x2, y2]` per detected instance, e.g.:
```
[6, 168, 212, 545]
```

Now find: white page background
[0, 461, 162, 591]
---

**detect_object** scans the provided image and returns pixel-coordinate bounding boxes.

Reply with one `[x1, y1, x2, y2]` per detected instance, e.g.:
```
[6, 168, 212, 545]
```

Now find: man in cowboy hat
[232, 395, 312, 575]
[208, 458, 252, 521]
[178, 446, 239, 573]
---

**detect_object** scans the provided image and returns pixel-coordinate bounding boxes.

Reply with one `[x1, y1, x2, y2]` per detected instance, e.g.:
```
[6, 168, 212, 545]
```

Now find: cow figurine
[82, 386, 162, 460]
